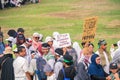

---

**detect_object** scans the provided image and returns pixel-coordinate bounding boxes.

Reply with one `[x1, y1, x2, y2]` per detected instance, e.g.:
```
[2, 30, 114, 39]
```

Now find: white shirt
[29, 59, 39, 80]
[54, 60, 63, 79]
[47, 73, 56, 80]
[13, 56, 29, 79]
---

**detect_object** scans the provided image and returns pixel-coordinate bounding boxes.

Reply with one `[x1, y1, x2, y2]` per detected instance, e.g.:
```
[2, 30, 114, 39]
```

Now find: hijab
[88, 54, 105, 77]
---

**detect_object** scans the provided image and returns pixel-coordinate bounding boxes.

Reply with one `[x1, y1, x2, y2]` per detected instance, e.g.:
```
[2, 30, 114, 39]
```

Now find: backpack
[62, 68, 71, 80]
[36, 57, 47, 80]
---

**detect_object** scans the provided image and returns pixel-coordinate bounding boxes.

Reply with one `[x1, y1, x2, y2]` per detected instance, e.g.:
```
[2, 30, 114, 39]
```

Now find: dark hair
[81, 41, 91, 48]
[18, 46, 25, 53]
[7, 29, 17, 38]
[88, 43, 94, 48]
[42, 43, 50, 48]
[17, 28, 24, 33]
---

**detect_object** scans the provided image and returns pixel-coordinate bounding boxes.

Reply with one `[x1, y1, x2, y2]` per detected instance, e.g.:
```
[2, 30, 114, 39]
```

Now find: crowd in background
[0, 27, 120, 80]
[0, 0, 40, 9]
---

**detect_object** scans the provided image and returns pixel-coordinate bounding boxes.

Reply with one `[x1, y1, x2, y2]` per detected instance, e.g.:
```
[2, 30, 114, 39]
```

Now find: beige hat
[45, 36, 53, 42]
[4, 46, 13, 54]
[33, 32, 39, 37]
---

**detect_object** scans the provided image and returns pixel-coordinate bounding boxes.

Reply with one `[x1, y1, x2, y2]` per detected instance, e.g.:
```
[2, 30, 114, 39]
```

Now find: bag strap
[62, 68, 66, 78]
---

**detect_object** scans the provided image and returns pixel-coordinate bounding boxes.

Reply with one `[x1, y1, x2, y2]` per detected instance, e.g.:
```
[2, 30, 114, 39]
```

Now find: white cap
[45, 36, 53, 42]
[6, 37, 14, 42]
[52, 31, 59, 39]
[33, 32, 39, 37]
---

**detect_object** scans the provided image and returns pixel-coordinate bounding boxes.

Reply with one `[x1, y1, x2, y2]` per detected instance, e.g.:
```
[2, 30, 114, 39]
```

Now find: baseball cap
[110, 63, 118, 69]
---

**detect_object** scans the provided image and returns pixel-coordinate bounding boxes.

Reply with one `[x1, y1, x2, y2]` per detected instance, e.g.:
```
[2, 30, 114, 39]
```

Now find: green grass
[0, 0, 120, 51]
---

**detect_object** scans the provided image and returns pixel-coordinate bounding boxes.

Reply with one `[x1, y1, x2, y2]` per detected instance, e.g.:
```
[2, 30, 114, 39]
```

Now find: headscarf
[88, 54, 105, 77]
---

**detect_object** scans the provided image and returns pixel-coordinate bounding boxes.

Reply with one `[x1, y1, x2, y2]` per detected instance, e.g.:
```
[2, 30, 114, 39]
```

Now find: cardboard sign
[82, 17, 97, 42]
[56, 33, 71, 48]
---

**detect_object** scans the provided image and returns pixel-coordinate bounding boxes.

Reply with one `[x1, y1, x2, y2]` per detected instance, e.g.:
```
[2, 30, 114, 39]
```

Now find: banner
[56, 33, 71, 48]
[82, 17, 97, 42]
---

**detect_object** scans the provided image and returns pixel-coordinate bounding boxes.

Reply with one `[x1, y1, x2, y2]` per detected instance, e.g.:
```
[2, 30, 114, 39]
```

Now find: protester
[13, 46, 31, 80]
[32, 32, 42, 55]
[88, 54, 111, 80]
[109, 62, 120, 80]
[72, 41, 82, 62]
[45, 36, 55, 55]
[17, 28, 25, 35]
[54, 48, 64, 79]
[0, 46, 14, 80]
[74, 48, 91, 80]
[111, 40, 120, 63]
[16, 34, 26, 47]
[44, 64, 56, 80]
[96, 39, 110, 74]
[42, 43, 55, 70]
[57, 54, 76, 80]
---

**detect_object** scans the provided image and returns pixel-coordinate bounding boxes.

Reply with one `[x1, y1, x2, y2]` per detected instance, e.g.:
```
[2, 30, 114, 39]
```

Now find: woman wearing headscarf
[88, 54, 111, 80]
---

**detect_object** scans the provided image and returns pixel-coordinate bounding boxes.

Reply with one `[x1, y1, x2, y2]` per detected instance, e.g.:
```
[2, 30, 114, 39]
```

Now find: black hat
[110, 63, 118, 69]
[17, 34, 25, 40]
[42, 43, 50, 49]
[55, 48, 63, 56]
[63, 54, 73, 63]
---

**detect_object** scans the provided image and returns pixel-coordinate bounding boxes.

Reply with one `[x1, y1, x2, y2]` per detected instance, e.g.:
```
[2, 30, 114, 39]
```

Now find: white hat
[52, 31, 59, 39]
[33, 32, 39, 37]
[45, 36, 53, 42]
[6, 37, 14, 42]
[39, 34, 43, 40]
[117, 40, 120, 48]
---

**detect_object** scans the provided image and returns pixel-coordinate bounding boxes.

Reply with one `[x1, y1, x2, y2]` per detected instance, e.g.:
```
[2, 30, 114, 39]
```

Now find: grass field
[0, 0, 120, 50]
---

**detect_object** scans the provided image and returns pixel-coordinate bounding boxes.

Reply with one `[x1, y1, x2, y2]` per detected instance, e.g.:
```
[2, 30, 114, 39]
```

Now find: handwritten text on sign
[82, 17, 97, 42]
[56, 33, 71, 48]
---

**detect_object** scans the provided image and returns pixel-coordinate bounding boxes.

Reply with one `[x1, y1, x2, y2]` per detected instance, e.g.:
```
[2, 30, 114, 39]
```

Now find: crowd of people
[0, 0, 40, 9]
[0, 27, 120, 80]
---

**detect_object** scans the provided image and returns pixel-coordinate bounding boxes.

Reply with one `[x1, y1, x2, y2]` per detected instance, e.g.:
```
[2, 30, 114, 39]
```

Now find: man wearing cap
[42, 43, 55, 70]
[96, 39, 110, 74]
[109, 63, 120, 80]
[57, 54, 76, 80]
[54, 48, 64, 79]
